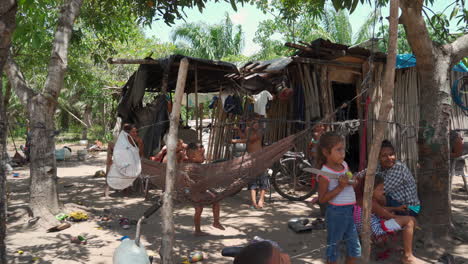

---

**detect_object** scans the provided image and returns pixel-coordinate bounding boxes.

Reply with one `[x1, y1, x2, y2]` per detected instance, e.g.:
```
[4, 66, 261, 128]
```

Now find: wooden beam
[361, 0, 399, 262]
[107, 58, 159, 64]
[160, 57, 189, 264]
[285, 42, 315, 53]
[108, 58, 235, 73]
[293, 57, 362, 69]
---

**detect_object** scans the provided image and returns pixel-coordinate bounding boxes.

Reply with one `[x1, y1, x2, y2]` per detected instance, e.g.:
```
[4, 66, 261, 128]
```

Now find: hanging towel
[253, 91, 273, 116]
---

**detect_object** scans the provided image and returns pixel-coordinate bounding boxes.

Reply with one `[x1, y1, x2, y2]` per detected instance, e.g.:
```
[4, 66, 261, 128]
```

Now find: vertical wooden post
[186, 93, 189, 127]
[320, 66, 330, 118]
[160, 58, 189, 264]
[199, 103, 204, 142]
[161, 57, 173, 94]
[361, 0, 399, 262]
[194, 64, 199, 141]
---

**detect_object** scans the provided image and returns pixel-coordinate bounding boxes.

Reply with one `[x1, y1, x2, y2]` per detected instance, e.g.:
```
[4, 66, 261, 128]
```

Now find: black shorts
[248, 171, 270, 190]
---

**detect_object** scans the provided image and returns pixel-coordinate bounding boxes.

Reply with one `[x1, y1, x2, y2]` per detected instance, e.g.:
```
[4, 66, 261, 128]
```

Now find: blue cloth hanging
[396, 54, 468, 72]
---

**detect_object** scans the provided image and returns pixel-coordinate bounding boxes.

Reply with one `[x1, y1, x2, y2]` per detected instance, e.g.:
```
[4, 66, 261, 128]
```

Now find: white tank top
[318, 162, 356, 206]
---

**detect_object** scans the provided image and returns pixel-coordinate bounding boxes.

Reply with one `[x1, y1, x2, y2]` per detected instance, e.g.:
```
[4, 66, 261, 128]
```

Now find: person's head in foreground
[233, 241, 291, 264]
[186, 142, 205, 163]
[379, 140, 396, 169]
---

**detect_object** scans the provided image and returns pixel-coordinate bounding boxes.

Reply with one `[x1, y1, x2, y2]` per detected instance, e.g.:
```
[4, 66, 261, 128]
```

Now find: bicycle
[230, 143, 318, 202]
[271, 151, 318, 201]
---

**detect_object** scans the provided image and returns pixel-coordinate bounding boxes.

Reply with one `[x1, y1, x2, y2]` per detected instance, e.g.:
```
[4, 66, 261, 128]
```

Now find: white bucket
[79, 140, 88, 146]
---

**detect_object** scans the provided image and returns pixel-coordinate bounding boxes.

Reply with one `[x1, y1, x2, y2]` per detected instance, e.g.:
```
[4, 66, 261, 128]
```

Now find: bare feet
[258, 200, 264, 208]
[194, 230, 210, 236]
[213, 222, 225, 230]
[402, 255, 423, 264]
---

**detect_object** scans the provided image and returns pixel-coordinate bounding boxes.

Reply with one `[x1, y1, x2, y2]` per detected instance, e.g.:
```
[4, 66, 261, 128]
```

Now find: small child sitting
[354, 174, 421, 264]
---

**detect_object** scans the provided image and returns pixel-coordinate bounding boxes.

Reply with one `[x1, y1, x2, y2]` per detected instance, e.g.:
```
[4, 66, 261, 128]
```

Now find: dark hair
[187, 142, 203, 151]
[381, 139, 394, 152]
[315, 131, 345, 169]
[123, 123, 136, 133]
[354, 173, 385, 203]
[450, 131, 461, 144]
[247, 112, 261, 119]
[234, 241, 273, 264]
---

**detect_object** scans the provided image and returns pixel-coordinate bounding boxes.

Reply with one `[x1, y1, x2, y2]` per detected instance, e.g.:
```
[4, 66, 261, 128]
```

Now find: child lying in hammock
[354, 173, 422, 264]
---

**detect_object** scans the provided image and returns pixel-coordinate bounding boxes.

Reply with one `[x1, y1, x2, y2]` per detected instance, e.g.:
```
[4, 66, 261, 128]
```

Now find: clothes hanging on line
[224, 95, 243, 115]
[253, 90, 273, 116]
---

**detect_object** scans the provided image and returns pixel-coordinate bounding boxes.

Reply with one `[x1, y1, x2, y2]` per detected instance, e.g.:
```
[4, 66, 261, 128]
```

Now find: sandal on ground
[310, 218, 326, 230]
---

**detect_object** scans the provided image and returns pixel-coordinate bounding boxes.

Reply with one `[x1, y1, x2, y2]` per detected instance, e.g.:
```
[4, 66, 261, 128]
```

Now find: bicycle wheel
[271, 159, 317, 201]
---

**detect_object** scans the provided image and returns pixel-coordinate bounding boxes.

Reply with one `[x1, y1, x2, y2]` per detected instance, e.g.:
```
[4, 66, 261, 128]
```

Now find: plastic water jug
[113, 238, 150, 264]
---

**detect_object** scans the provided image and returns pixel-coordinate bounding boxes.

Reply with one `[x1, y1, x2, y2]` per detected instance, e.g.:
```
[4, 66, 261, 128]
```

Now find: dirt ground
[4, 143, 468, 264]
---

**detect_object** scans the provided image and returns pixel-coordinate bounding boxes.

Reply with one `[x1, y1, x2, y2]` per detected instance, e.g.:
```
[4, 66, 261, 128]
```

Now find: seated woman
[354, 174, 421, 264]
[377, 140, 420, 216]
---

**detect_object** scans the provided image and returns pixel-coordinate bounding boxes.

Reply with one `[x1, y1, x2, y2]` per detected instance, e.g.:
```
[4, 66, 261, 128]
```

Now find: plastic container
[79, 140, 88, 146]
[113, 238, 150, 264]
[55, 148, 72, 161]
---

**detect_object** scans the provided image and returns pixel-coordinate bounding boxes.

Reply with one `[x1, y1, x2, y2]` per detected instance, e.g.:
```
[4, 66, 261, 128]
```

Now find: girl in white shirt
[316, 132, 360, 264]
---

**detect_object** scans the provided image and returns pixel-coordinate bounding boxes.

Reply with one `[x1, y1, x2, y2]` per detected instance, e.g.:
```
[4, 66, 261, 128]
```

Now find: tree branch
[4, 55, 37, 105]
[43, 0, 84, 98]
[399, 0, 435, 72]
[449, 34, 468, 65]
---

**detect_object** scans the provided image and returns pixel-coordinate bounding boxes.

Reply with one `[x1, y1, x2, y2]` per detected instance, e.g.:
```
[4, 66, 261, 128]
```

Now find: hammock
[141, 131, 304, 206]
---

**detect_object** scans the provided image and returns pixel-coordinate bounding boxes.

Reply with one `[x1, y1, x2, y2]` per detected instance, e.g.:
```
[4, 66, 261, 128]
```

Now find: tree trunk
[399, 0, 468, 242]
[0, 1, 17, 262]
[160, 58, 189, 264]
[82, 104, 92, 140]
[361, 0, 399, 261]
[416, 54, 453, 241]
[28, 94, 62, 220]
[5, 0, 84, 224]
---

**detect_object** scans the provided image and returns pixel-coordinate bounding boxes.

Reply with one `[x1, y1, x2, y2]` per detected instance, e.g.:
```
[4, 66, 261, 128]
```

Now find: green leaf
[350, 0, 360, 14]
[31, 33, 40, 49]
[230, 0, 238, 12]
[450, 7, 459, 20]
[332, 0, 342, 11]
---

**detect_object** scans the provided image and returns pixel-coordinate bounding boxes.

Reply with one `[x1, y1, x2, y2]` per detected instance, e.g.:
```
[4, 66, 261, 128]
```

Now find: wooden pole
[361, 0, 399, 262]
[186, 93, 189, 127]
[195, 64, 199, 141]
[159, 57, 189, 264]
[161, 57, 173, 94]
[199, 103, 204, 142]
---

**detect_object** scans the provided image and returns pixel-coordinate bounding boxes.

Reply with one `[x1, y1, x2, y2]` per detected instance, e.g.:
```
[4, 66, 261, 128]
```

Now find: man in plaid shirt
[377, 140, 420, 216]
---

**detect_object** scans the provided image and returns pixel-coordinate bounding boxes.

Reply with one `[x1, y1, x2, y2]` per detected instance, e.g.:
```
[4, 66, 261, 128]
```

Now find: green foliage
[376, 24, 412, 53]
[171, 14, 244, 61]
[253, 2, 380, 60]
[9, 0, 178, 140]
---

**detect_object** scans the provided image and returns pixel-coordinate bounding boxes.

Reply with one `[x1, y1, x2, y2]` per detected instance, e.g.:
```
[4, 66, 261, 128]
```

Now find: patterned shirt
[377, 161, 420, 206]
[353, 205, 387, 237]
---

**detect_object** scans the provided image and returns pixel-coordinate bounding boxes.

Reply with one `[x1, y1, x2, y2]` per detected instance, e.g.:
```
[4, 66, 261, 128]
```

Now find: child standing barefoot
[316, 132, 361, 264]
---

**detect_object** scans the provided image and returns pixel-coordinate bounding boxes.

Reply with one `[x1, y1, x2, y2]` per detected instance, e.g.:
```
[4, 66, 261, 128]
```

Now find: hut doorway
[332, 82, 360, 172]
